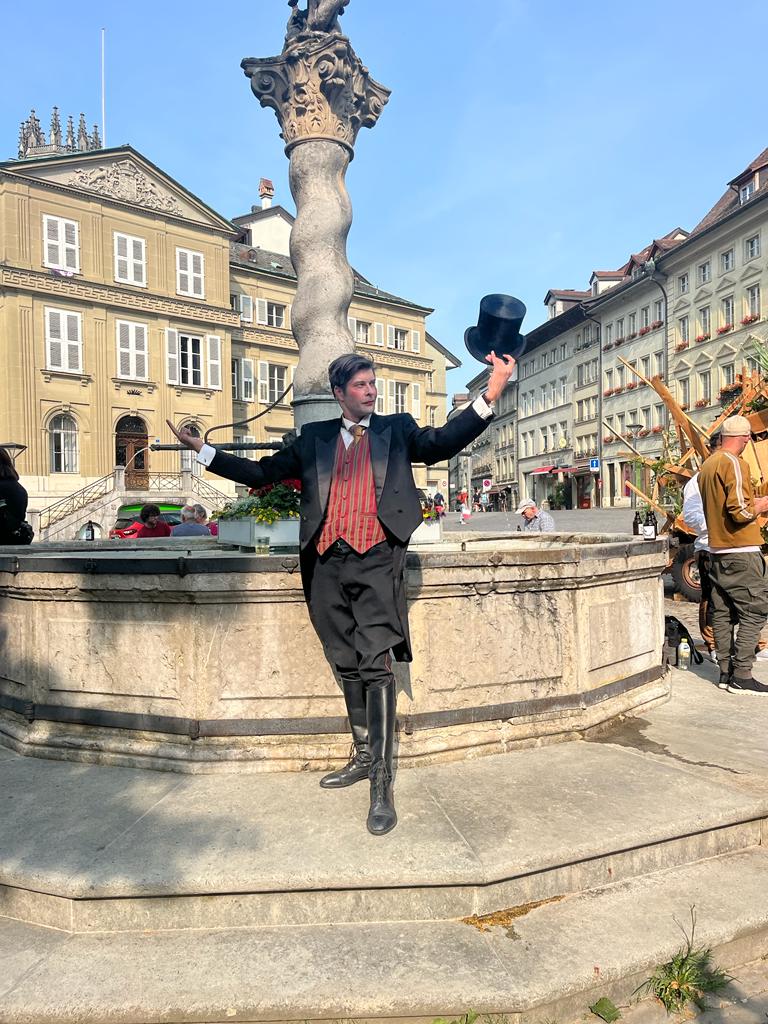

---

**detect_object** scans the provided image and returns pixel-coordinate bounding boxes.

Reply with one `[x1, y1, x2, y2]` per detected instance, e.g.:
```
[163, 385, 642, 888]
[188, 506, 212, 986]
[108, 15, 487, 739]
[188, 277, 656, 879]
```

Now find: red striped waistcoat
[315, 433, 387, 555]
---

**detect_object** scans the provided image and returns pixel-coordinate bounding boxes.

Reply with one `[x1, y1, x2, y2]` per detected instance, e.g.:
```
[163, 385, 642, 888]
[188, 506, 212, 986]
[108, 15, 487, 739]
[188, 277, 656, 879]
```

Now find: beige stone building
[0, 113, 458, 534]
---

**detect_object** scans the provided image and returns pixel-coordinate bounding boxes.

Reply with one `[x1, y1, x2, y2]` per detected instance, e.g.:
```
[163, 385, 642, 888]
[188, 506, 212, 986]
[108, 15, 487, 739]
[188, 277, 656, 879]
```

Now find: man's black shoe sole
[319, 768, 371, 789]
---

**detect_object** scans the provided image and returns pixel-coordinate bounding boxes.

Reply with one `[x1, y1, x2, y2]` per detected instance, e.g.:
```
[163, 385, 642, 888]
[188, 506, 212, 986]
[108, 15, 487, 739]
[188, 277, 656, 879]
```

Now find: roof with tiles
[690, 147, 768, 236]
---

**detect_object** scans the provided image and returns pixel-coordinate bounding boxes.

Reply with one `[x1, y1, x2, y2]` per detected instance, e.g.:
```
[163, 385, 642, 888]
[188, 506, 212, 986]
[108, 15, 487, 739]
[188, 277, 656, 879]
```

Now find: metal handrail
[38, 473, 115, 530]
[192, 476, 233, 504]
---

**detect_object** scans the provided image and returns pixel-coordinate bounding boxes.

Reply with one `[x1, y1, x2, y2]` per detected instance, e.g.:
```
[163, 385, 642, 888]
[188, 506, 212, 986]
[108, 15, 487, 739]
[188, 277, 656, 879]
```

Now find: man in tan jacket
[698, 415, 768, 693]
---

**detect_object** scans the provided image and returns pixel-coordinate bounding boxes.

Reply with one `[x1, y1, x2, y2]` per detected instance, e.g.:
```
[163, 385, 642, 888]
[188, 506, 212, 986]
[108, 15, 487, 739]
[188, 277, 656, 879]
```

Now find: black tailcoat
[207, 404, 491, 660]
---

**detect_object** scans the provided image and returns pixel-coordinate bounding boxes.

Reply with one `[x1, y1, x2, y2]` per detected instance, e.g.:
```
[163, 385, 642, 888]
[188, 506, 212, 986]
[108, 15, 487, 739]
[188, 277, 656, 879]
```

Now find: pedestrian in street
[515, 498, 555, 533]
[433, 491, 445, 517]
[168, 349, 516, 835]
[698, 415, 768, 693]
[0, 448, 31, 545]
[136, 503, 173, 539]
[681, 432, 722, 661]
[171, 505, 211, 537]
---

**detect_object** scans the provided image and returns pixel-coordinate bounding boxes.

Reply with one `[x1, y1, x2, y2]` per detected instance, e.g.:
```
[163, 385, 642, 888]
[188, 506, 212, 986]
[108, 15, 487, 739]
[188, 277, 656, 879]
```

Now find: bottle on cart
[642, 508, 657, 540]
[632, 512, 642, 536]
[677, 638, 690, 671]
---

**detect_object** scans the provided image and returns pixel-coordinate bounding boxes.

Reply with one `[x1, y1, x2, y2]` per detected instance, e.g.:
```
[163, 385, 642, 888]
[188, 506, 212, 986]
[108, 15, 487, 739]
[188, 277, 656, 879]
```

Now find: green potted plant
[215, 479, 301, 551]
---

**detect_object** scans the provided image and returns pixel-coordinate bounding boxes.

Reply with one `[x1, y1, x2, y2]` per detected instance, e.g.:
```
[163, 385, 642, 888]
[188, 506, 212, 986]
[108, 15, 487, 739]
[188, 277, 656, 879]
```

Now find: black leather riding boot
[320, 677, 371, 789]
[366, 682, 397, 835]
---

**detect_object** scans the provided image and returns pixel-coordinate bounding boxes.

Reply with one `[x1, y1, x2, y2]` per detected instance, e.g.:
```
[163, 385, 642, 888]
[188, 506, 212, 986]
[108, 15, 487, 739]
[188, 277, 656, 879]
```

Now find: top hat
[464, 294, 527, 364]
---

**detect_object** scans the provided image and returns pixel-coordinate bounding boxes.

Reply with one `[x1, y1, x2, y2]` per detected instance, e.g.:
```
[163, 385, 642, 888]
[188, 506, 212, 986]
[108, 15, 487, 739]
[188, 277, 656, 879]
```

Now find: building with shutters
[0, 112, 458, 518]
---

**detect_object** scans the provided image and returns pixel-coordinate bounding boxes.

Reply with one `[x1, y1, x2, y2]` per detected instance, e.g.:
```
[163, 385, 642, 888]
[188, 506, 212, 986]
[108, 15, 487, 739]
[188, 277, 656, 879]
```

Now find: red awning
[529, 466, 556, 475]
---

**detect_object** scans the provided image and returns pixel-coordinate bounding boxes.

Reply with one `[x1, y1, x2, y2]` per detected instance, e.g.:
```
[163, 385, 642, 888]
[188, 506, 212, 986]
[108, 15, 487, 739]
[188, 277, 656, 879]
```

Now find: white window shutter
[65, 314, 81, 372]
[64, 221, 79, 271]
[134, 324, 148, 379]
[388, 379, 396, 413]
[46, 309, 63, 369]
[242, 358, 254, 401]
[411, 330, 421, 353]
[256, 299, 268, 325]
[240, 295, 253, 322]
[166, 329, 179, 384]
[117, 321, 132, 377]
[348, 315, 357, 339]
[411, 382, 421, 419]
[374, 322, 384, 347]
[132, 238, 145, 285]
[115, 234, 129, 281]
[206, 335, 222, 389]
[44, 216, 60, 267]
[258, 360, 269, 402]
[387, 325, 395, 349]
[285, 304, 292, 330]
[176, 250, 189, 294]
[376, 377, 386, 414]
[192, 253, 204, 297]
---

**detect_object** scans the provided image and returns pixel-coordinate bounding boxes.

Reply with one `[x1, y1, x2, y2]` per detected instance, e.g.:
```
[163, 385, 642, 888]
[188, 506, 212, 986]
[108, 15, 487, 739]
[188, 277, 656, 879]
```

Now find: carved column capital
[242, 35, 390, 156]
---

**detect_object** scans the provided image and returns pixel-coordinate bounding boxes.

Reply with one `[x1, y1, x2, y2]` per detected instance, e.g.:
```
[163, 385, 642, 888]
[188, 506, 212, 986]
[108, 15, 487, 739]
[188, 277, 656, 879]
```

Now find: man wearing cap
[516, 499, 555, 533]
[698, 415, 768, 693]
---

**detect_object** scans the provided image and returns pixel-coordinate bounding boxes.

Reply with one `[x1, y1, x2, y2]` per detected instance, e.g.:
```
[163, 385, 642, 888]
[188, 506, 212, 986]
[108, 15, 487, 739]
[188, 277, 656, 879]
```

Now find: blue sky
[3, 0, 767, 393]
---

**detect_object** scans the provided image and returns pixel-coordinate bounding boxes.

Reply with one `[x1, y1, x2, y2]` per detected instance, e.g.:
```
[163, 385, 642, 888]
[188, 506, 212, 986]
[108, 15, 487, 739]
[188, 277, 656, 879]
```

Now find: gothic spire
[66, 115, 75, 151]
[77, 113, 89, 151]
[50, 107, 62, 148]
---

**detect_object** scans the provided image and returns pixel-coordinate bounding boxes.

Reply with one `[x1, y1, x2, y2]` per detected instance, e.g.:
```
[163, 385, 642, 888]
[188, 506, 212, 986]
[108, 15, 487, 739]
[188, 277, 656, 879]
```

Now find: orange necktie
[350, 424, 366, 445]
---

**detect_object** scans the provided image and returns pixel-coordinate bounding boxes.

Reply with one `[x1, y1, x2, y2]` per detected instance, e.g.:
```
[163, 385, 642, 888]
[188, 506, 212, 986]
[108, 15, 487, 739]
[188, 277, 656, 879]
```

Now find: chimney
[259, 177, 275, 209]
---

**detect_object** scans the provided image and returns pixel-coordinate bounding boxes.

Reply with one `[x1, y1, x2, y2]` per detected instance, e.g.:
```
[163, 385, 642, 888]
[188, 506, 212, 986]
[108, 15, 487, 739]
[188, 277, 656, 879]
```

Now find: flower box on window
[695, 333, 710, 344]
[680, 404, 689, 411]
[638, 326, 650, 337]
[717, 324, 733, 335]
[614, 338, 624, 346]
[627, 332, 638, 340]
[613, 386, 624, 394]
[675, 342, 689, 352]
[652, 425, 664, 433]
[639, 429, 650, 437]
[741, 314, 760, 326]
[695, 399, 709, 408]
[603, 435, 615, 444]
[626, 382, 637, 390]
[651, 320, 664, 330]
[602, 343, 614, 351]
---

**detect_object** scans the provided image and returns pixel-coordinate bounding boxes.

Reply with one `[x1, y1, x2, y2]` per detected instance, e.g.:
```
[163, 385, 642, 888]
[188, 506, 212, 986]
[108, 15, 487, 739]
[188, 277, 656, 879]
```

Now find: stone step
[1, 743, 766, 933]
[2, 848, 768, 1024]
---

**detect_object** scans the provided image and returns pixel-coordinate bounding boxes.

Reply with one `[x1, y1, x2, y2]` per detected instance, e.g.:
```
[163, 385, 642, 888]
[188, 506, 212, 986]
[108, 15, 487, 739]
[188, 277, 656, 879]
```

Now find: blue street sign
[589, 458, 600, 472]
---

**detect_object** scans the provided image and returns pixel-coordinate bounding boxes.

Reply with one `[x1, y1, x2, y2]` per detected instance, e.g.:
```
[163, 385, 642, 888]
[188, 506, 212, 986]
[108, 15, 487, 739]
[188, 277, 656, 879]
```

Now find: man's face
[146, 514, 159, 527]
[334, 369, 377, 422]
[733, 433, 751, 454]
[522, 506, 537, 521]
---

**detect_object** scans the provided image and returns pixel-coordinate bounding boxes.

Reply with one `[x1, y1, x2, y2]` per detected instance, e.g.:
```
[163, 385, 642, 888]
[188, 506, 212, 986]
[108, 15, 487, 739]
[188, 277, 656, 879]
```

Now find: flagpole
[101, 28, 106, 146]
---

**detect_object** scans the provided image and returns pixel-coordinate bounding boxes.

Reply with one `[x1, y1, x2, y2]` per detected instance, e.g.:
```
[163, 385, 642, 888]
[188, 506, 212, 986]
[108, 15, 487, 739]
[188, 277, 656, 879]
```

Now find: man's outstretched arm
[166, 420, 302, 490]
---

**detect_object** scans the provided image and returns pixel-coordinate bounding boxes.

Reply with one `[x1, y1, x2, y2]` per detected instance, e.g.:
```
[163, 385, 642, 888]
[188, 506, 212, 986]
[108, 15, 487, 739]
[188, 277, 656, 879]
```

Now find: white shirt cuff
[196, 443, 218, 467]
[472, 395, 494, 419]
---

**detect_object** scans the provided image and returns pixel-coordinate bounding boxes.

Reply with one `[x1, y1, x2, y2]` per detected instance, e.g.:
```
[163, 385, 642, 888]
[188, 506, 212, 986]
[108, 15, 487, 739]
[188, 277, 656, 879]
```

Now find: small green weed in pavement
[634, 906, 732, 1013]
[433, 1014, 478, 1024]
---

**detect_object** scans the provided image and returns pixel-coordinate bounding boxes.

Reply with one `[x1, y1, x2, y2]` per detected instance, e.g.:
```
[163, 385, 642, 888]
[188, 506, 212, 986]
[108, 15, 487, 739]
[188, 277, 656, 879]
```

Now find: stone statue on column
[242, 0, 390, 428]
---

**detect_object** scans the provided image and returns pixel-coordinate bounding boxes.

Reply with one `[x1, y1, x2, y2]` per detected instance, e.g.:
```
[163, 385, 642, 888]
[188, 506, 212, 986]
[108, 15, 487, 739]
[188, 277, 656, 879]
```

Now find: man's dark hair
[0, 448, 19, 481]
[140, 503, 161, 523]
[328, 353, 375, 393]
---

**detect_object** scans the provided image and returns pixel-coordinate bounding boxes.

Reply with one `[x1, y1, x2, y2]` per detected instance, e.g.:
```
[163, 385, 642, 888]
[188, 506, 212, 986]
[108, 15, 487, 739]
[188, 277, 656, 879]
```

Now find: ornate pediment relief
[64, 159, 184, 215]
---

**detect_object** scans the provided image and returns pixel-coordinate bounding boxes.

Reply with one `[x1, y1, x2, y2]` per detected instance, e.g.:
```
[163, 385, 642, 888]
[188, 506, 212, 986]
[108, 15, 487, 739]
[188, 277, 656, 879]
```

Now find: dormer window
[740, 178, 756, 204]
[549, 301, 559, 319]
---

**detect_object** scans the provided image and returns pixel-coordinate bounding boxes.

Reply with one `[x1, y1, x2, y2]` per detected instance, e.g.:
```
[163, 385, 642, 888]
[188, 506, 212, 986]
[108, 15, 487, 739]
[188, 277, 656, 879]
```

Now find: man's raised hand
[484, 351, 517, 403]
[166, 419, 204, 453]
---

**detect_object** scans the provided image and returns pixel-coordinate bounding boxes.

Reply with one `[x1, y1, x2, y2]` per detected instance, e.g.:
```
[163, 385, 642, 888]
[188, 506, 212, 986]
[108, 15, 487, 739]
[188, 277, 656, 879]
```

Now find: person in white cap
[516, 498, 554, 533]
[698, 415, 768, 694]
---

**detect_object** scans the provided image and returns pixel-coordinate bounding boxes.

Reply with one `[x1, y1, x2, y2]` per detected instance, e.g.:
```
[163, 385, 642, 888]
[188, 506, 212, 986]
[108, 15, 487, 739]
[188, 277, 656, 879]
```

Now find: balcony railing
[38, 473, 115, 530]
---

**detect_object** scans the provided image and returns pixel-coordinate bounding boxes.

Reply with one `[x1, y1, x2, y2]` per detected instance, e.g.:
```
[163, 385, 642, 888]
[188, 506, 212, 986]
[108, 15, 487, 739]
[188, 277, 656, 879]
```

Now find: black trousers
[304, 538, 403, 689]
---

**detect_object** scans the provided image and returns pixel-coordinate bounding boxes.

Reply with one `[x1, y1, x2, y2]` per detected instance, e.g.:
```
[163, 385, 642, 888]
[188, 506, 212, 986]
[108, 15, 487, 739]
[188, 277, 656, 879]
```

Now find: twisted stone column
[242, 13, 390, 427]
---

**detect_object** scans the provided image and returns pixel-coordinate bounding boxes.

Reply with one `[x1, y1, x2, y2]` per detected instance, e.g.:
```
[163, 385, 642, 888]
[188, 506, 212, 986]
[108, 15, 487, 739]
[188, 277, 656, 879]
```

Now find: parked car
[108, 503, 183, 540]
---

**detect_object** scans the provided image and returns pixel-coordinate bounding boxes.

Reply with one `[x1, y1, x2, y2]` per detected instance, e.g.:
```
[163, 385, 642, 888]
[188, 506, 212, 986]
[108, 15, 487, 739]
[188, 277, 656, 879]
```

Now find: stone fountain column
[242, 2, 390, 429]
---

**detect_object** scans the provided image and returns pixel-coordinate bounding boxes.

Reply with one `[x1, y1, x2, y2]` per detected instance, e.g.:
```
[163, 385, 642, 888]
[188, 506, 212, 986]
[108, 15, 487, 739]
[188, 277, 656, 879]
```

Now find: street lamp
[627, 422, 643, 508]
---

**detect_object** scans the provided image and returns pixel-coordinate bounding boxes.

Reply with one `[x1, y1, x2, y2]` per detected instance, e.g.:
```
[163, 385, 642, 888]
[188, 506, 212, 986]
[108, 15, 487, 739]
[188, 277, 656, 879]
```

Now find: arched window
[50, 414, 79, 474]
[180, 423, 202, 476]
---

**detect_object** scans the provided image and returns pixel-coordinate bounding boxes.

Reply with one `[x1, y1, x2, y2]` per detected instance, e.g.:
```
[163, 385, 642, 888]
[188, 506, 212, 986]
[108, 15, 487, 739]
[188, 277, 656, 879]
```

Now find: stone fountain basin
[0, 533, 669, 773]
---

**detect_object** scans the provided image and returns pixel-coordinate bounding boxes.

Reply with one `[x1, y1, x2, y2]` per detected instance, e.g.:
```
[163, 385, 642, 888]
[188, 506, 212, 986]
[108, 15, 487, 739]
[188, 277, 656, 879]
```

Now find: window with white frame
[241, 358, 254, 401]
[746, 234, 761, 260]
[740, 179, 756, 204]
[678, 273, 689, 295]
[699, 306, 711, 335]
[747, 284, 761, 318]
[617, 413, 625, 435]
[678, 316, 689, 343]
[540, 427, 548, 452]
[391, 381, 407, 413]
[176, 248, 204, 297]
[428, 406, 436, 427]
[559, 376, 567, 403]
[697, 260, 711, 285]
[45, 307, 82, 372]
[679, 378, 690, 406]
[267, 302, 286, 328]
[605, 368, 613, 390]
[231, 294, 253, 322]
[258, 362, 288, 404]
[722, 295, 734, 328]
[616, 317, 625, 338]
[641, 355, 651, 378]
[116, 320, 148, 380]
[628, 312, 636, 333]
[355, 320, 370, 344]
[653, 299, 664, 322]
[49, 413, 79, 473]
[641, 306, 650, 328]
[720, 248, 735, 273]
[231, 359, 240, 400]
[540, 384, 547, 409]
[699, 370, 711, 404]
[605, 323, 613, 343]
[549, 425, 558, 451]
[654, 351, 664, 376]
[654, 404, 665, 427]
[114, 233, 146, 286]
[559, 342, 567, 361]
[549, 381, 557, 407]
[722, 364, 735, 387]
[179, 334, 203, 386]
[616, 365, 625, 388]
[641, 406, 651, 429]
[43, 215, 80, 273]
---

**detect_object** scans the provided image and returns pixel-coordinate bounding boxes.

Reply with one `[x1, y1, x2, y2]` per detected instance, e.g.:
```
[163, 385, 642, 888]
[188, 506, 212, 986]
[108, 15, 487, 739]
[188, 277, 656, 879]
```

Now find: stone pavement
[1, 659, 768, 1023]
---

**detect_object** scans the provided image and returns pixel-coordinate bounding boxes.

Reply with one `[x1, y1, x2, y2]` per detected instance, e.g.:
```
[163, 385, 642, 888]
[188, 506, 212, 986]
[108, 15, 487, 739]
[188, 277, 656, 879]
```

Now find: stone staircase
[1, 681, 768, 1024]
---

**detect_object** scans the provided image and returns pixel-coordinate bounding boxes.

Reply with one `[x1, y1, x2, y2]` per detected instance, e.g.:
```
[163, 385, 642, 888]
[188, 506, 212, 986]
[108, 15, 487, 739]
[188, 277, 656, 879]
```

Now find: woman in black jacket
[0, 448, 29, 544]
